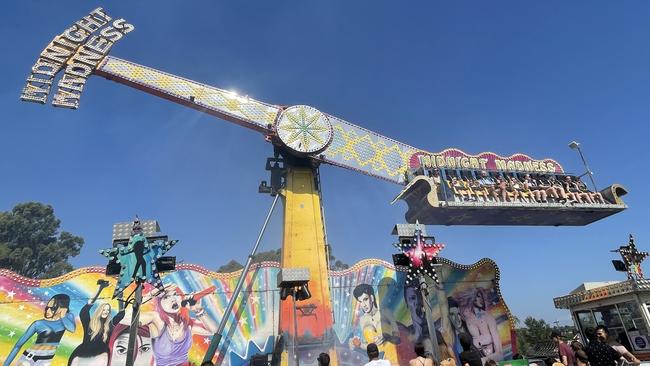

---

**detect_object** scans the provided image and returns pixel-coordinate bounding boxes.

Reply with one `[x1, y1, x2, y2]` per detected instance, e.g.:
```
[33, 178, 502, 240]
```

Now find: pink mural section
[0, 259, 514, 366]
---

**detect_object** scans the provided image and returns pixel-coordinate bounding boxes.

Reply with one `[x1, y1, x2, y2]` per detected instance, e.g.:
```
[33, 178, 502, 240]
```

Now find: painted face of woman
[110, 333, 153, 366]
[44, 298, 67, 319]
[160, 291, 182, 314]
[474, 291, 485, 309]
[44, 298, 57, 319]
[100, 304, 111, 319]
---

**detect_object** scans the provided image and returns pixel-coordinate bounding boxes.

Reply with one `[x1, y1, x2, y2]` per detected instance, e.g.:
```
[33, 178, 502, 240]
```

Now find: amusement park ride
[18, 7, 629, 366]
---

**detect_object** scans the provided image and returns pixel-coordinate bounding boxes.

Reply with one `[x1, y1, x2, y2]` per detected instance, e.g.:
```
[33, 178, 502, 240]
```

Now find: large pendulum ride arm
[94, 56, 420, 185]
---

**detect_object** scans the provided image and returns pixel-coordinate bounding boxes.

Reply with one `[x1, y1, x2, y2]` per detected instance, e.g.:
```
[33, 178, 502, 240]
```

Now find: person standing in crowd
[574, 350, 589, 366]
[365, 343, 391, 366]
[551, 330, 575, 366]
[484, 360, 497, 366]
[570, 341, 585, 352]
[459, 333, 483, 366]
[317, 353, 330, 366]
[596, 325, 640, 366]
[584, 327, 620, 366]
[409, 342, 434, 366]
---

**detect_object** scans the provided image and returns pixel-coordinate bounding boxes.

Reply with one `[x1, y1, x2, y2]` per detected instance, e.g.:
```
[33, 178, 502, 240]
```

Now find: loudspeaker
[106, 260, 121, 276]
[251, 354, 269, 366]
[612, 260, 627, 272]
[156, 256, 176, 272]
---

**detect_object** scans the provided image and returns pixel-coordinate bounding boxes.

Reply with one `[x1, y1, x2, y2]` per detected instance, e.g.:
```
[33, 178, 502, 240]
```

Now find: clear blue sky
[1, 1, 649, 324]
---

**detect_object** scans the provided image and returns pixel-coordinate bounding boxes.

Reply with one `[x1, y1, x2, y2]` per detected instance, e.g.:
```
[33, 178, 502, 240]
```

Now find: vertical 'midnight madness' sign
[20, 7, 134, 109]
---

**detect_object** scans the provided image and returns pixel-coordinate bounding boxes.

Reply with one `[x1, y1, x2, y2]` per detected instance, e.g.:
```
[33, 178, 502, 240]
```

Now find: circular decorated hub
[276, 105, 333, 155]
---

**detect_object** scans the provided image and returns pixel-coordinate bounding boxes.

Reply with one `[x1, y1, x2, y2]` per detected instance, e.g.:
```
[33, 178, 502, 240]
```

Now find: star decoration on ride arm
[100, 233, 178, 298]
[394, 223, 444, 285]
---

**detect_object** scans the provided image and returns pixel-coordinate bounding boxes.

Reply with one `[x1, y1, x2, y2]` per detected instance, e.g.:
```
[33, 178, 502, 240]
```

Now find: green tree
[330, 259, 350, 270]
[217, 259, 245, 273]
[523, 316, 553, 344]
[512, 316, 530, 355]
[515, 316, 553, 355]
[216, 247, 351, 272]
[329, 247, 350, 270]
[216, 249, 281, 273]
[0, 202, 84, 279]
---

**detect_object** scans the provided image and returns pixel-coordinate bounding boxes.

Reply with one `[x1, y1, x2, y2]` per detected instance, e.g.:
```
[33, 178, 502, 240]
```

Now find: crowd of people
[464, 326, 639, 366]
[559, 326, 640, 366]
[314, 325, 642, 366]
[426, 169, 607, 205]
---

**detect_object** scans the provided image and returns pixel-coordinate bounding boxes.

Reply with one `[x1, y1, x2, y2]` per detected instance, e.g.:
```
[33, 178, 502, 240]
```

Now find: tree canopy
[216, 247, 350, 272]
[515, 316, 576, 356]
[0, 202, 84, 279]
[515, 316, 553, 355]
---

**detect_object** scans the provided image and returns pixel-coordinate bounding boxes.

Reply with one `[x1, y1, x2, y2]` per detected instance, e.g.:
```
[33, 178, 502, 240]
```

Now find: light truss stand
[203, 193, 281, 363]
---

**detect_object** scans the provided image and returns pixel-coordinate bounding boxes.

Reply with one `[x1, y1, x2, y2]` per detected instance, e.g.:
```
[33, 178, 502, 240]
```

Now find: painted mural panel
[0, 258, 513, 366]
[330, 258, 514, 366]
[0, 265, 278, 366]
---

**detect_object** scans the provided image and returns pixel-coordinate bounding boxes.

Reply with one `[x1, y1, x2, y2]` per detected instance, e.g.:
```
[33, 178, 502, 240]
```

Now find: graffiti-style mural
[0, 258, 513, 366]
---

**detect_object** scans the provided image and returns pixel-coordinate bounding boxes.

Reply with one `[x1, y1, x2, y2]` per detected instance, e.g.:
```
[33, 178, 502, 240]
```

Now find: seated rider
[547, 175, 576, 203]
[478, 171, 499, 202]
[576, 179, 605, 204]
[563, 176, 591, 203]
[493, 176, 509, 202]
[523, 174, 547, 203]
[451, 177, 471, 201]
[506, 176, 521, 202]
[469, 178, 488, 201]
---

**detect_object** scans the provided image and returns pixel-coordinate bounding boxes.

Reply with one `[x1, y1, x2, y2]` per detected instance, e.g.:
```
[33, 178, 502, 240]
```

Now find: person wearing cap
[551, 330, 575, 366]
[365, 343, 391, 366]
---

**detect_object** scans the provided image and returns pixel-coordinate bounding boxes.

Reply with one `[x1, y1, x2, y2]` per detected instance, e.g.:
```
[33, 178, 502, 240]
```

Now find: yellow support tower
[279, 166, 338, 366]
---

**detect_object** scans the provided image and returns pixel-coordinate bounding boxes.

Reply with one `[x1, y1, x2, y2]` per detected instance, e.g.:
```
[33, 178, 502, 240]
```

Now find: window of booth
[618, 301, 648, 335]
[576, 311, 597, 330]
[575, 302, 650, 352]
[593, 306, 625, 340]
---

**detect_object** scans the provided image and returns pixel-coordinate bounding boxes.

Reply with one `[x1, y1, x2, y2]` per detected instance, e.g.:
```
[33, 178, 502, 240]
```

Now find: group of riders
[428, 169, 606, 204]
